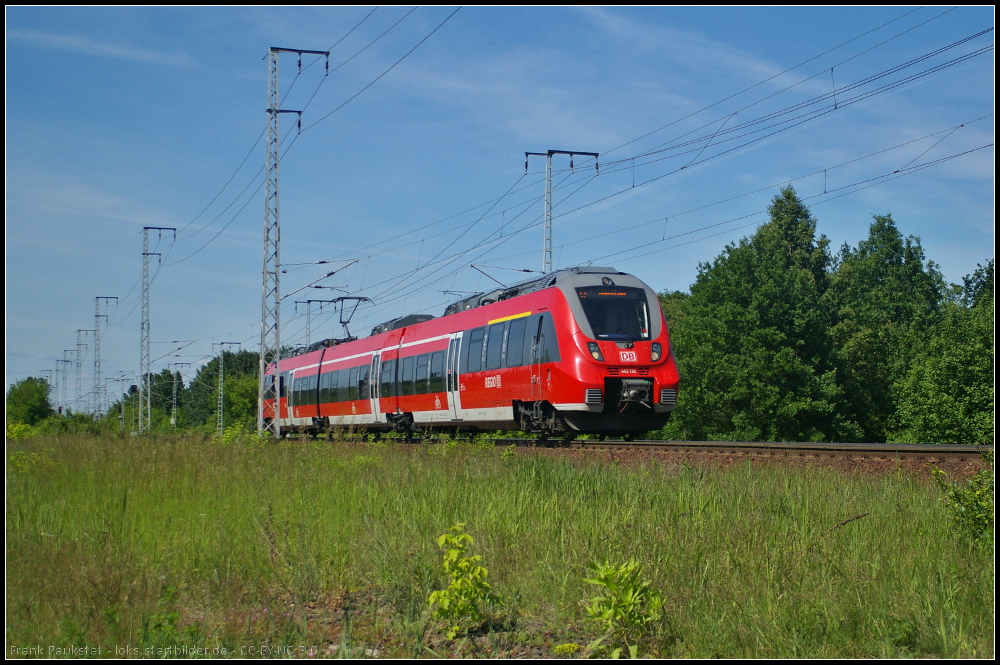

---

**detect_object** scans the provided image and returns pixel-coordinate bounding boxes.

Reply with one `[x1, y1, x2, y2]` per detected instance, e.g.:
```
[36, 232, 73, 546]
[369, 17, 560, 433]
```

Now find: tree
[182, 350, 259, 427]
[666, 186, 858, 442]
[892, 260, 994, 445]
[6, 377, 54, 426]
[826, 215, 944, 441]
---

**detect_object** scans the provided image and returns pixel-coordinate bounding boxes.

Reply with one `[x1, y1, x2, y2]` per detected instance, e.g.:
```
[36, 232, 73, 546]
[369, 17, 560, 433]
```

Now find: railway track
[484, 438, 991, 462]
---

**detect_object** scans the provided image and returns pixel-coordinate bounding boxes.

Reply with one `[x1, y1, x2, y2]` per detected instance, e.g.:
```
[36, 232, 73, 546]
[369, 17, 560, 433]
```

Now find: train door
[369, 352, 381, 423]
[530, 316, 544, 398]
[446, 333, 462, 420]
[285, 369, 297, 424]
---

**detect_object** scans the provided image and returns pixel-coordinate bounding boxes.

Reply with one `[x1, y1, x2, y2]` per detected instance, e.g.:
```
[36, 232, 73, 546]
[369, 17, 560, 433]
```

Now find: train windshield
[575, 286, 651, 341]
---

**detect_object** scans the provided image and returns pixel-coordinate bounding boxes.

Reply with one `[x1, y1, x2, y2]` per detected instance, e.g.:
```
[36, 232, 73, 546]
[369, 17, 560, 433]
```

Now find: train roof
[277, 266, 656, 363]
[440, 266, 624, 317]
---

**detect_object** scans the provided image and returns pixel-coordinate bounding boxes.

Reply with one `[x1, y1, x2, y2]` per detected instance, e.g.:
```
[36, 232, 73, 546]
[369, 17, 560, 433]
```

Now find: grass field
[6, 433, 993, 658]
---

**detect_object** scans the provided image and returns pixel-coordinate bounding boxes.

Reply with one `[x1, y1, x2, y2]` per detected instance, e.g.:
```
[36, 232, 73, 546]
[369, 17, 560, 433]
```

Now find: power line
[302, 7, 462, 133]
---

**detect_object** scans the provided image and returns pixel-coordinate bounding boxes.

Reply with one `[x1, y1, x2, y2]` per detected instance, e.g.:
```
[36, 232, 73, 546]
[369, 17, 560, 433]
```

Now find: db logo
[619, 351, 637, 362]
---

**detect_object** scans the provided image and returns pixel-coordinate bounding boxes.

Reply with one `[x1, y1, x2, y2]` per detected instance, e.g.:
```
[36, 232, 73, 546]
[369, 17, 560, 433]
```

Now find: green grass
[6, 433, 993, 658]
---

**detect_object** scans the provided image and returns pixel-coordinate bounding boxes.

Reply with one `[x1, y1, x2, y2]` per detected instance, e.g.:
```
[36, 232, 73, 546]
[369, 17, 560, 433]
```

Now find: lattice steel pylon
[139, 227, 174, 434]
[525, 150, 599, 273]
[215, 342, 240, 437]
[76, 329, 93, 413]
[169, 362, 190, 428]
[258, 46, 328, 438]
[60, 352, 73, 413]
[94, 297, 117, 418]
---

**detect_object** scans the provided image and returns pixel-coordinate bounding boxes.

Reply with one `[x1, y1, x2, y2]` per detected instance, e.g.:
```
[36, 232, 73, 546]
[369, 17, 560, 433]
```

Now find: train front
[554, 268, 679, 436]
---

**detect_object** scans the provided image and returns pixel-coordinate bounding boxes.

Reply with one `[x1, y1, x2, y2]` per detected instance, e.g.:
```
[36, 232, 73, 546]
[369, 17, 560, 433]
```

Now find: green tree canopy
[826, 215, 944, 441]
[892, 261, 994, 445]
[6, 377, 54, 426]
[182, 349, 259, 427]
[667, 186, 858, 442]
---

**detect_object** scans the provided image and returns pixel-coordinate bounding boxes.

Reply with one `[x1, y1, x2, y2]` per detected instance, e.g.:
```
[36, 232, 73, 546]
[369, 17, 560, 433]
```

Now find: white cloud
[8, 29, 197, 68]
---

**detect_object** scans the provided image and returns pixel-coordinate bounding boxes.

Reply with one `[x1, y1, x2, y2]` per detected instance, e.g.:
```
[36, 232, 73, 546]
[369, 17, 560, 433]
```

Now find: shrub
[931, 450, 994, 544]
[6, 422, 34, 441]
[584, 559, 664, 656]
[427, 523, 500, 639]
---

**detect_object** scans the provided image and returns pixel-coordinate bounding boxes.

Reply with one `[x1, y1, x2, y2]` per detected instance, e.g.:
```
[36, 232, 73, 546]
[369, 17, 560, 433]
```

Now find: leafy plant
[931, 450, 994, 544]
[8, 449, 54, 475]
[427, 523, 500, 639]
[584, 559, 664, 656]
[6, 422, 34, 441]
[554, 642, 580, 655]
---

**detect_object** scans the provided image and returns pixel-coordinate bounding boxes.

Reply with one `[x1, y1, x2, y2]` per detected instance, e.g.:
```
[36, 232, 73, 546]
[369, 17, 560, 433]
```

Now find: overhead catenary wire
[330, 39, 995, 316]
[298, 25, 994, 289]
[323, 136, 994, 330]
[60, 9, 993, 382]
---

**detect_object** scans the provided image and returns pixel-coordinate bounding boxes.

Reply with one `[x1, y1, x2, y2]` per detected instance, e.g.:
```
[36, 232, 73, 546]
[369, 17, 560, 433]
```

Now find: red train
[262, 266, 679, 441]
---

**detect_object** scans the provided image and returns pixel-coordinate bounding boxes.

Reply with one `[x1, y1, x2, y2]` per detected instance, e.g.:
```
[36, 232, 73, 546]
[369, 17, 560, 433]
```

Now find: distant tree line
[658, 186, 993, 444]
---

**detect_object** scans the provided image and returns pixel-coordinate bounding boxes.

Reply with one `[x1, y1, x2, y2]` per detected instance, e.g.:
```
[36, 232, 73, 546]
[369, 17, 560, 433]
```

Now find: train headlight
[587, 342, 605, 361]
[650, 342, 662, 361]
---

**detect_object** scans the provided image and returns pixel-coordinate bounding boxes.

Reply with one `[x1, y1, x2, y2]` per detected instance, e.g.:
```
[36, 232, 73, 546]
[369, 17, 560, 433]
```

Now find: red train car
[262, 266, 679, 440]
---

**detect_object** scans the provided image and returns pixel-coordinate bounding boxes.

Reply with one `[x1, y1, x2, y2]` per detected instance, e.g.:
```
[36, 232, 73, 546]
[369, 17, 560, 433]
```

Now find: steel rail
[483, 438, 991, 461]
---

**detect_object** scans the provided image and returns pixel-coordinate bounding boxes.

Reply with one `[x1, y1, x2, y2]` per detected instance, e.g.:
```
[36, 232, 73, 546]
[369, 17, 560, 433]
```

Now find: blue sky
[6, 7, 994, 407]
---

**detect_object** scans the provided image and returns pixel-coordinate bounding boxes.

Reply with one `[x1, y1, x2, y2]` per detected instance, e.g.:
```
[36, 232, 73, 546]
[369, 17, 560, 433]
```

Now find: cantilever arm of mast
[281, 259, 359, 301]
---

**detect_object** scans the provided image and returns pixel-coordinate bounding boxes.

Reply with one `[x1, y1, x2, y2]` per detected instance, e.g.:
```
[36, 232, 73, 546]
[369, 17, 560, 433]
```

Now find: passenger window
[430, 351, 444, 392]
[505, 318, 526, 367]
[401, 356, 415, 396]
[415, 355, 429, 394]
[540, 314, 561, 362]
[319, 371, 331, 403]
[349, 367, 359, 401]
[306, 374, 318, 403]
[381, 360, 395, 398]
[465, 328, 485, 373]
[523, 315, 541, 364]
[329, 370, 339, 402]
[485, 323, 505, 370]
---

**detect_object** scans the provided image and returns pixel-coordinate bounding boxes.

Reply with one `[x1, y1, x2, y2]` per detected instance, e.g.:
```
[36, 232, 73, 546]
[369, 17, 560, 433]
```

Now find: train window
[505, 318, 526, 367]
[280, 371, 290, 399]
[306, 374, 318, 404]
[523, 315, 541, 365]
[401, 356, 415, 396]
[415, 355, 429, 394]
[522, 314, 562, 364]
[339, 370, 351, 402]
[465, 327, 485, 373]
[381, 360, 395, 398]
[575, 286, 651, 341]
[319, 371, 332, 403]
[430, 351, 444, 392]
[332, 370, 340, 401]
[485, 323, 505, 370]
[348, 367, 359, 401]
[539, 314, 561, 363]
[359, 364, 370, 400]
